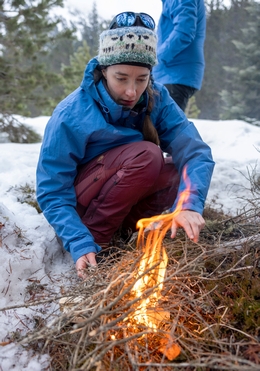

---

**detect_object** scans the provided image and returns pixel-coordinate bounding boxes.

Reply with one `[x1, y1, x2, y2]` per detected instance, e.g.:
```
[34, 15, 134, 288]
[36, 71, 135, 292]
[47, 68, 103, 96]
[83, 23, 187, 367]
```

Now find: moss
[204, 262, 260, 335]
[16, 183, 42, 213]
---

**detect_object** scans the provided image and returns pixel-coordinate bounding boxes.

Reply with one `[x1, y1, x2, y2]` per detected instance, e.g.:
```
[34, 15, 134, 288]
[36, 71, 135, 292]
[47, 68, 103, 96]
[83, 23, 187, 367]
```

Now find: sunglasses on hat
[109, 12, 155, 30]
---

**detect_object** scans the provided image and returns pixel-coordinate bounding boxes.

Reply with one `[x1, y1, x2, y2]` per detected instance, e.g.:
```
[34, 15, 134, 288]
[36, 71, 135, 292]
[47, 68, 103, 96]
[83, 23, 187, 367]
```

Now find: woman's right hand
[76, 252, 98, 279]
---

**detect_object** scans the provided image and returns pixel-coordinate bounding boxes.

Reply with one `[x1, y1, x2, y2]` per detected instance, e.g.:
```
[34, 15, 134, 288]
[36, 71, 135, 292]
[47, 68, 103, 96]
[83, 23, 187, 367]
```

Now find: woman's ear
[101, 69, 107, 79]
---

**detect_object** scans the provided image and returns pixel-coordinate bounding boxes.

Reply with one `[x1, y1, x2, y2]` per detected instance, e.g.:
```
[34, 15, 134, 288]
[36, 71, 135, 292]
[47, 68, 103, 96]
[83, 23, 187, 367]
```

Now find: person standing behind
[153, 0, 206, 112]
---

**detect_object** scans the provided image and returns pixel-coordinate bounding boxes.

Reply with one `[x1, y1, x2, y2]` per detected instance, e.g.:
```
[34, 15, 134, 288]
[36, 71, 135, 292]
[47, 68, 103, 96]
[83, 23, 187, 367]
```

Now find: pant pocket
[75, 163, 104, 204]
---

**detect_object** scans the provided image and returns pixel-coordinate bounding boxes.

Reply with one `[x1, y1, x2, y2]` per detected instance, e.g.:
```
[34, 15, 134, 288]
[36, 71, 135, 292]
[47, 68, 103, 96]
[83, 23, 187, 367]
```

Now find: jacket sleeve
[153, 84, 215, 214]
[157, 0, 198, 65]
[36, 104, 102, 263]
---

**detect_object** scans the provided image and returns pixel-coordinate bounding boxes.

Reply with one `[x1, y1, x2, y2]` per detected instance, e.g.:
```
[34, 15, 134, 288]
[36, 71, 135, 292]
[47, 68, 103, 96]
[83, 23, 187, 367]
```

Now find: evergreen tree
[0, 0, 74, 141]
[60, 41, 91, 96]
[43, 3, 111, 115]
[84, 1, 100, 57]
[33, 21, 77, 116]
[76, 1, 110, 58]
[185, 96, 201, 118]
[220, 0, 260, 123]
[196, 0, 251, 119]
[196, 2, 227, 119]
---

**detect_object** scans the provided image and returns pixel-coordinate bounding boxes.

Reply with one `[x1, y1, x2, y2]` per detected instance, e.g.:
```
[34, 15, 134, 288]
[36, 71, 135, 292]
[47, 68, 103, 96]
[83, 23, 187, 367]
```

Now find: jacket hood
[80, 57, 148, 124]
[80, 57, 103, 102]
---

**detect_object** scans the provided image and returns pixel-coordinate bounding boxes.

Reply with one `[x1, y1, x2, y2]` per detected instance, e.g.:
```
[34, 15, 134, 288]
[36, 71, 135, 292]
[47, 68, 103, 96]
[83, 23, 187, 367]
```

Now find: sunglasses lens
[116, 12, 136, 27]
[140, 13, 155, 30]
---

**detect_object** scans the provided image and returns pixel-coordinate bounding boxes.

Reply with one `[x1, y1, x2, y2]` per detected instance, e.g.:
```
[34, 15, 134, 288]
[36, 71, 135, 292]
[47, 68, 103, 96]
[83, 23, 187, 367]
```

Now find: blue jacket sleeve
[153, 84, 215, 214]
[157, 0, 198, 65]
[36, 104, 102, 263]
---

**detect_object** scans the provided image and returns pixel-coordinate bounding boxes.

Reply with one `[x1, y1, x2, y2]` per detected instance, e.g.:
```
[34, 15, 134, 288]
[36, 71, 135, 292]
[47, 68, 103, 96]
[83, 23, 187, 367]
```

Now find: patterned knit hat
[98, 26, 157, 68]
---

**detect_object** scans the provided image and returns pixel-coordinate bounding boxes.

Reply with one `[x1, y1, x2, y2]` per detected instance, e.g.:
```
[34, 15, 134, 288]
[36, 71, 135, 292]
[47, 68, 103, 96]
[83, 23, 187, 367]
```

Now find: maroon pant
[74, 142, 179, 245]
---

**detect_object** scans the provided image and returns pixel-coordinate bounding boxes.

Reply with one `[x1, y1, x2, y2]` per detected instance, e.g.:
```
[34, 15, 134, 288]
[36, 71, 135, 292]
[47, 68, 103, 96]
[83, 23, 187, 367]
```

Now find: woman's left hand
[75, 252, 98, 279]
[171, 210, 205, 242]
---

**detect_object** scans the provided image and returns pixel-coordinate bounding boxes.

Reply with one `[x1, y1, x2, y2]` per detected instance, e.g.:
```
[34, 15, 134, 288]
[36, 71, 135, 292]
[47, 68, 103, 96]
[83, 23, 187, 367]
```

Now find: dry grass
[16, 204, 260, 371]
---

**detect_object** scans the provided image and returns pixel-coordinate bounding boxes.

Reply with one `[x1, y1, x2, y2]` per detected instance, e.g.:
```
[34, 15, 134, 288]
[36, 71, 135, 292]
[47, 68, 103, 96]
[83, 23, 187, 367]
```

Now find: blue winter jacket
[153, 0, 206, 90]
[36, 58, 214, 264]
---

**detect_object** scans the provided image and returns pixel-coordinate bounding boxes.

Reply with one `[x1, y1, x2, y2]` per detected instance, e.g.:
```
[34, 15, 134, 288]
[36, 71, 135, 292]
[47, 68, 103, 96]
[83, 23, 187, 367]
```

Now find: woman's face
[102, 64, 150, 109]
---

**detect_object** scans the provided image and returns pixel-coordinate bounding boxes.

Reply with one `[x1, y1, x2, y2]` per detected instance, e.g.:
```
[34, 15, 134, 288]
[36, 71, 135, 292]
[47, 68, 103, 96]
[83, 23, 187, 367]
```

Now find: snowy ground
[0, 116, 259, 370]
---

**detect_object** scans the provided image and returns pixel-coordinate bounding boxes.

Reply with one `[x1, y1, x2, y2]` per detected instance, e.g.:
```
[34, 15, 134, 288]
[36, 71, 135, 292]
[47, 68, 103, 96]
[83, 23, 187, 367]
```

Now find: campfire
[121, 166, 191, 359]
[122, 212, 181, 361]
[57, 166, 191, 362]
[58, 166, 192, 363]
[18, 165, 260, 370]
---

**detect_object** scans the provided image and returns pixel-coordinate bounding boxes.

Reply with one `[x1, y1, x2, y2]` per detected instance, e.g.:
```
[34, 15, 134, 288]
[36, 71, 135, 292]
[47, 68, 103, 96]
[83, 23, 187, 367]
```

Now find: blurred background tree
[59, 41, 91, 98]
[185, 96, 201, 119]
[55, 2, 110, 103]
[1, 0, 260, 143]
[219, 0, 260, 124]
[0, 0, 75, 141]
[196, 0, 253, 120]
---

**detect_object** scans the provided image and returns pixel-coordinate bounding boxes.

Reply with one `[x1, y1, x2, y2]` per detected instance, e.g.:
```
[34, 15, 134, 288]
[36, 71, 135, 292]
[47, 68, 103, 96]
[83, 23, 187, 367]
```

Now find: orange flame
[128, 166, 191, 329]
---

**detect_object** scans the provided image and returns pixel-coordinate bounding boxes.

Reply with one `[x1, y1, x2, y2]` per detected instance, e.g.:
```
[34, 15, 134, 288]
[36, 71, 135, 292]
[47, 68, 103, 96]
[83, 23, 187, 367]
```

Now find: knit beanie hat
[97, 26, 157, 68]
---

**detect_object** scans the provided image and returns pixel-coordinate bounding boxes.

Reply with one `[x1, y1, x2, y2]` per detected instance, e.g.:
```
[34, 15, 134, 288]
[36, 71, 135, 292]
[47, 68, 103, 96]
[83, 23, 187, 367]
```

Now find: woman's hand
[171, 210, 205, 242]
[76, 252, 98, 279]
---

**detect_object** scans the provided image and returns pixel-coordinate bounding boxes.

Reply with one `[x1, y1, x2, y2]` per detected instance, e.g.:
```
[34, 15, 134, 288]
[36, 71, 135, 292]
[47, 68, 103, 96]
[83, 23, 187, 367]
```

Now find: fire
[126, 166, 191, 358]
[129, 214, 170, 329]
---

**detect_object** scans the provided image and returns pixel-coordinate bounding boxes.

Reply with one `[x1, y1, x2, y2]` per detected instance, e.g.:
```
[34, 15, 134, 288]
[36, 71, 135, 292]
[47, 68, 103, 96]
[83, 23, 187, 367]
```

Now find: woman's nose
[125, 84, 136, 98]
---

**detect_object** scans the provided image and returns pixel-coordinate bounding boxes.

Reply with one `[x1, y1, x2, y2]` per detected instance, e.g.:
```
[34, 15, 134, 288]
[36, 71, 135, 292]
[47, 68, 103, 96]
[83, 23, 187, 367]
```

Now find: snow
[0, 115, 259, 369]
